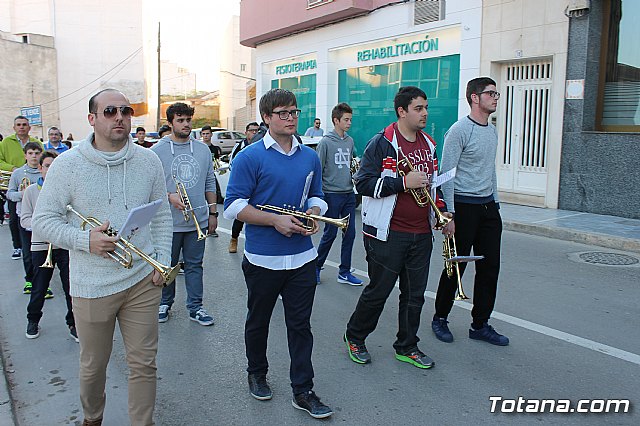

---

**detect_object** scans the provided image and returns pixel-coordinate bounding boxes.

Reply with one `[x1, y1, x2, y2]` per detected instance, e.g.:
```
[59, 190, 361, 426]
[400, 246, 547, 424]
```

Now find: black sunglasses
[92, 105, 134, 119]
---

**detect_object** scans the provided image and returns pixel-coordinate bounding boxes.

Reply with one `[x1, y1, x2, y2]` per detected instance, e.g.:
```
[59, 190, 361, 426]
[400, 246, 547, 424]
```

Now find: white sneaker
[158, 304, 170, 323]
[12, 248, 21, 260]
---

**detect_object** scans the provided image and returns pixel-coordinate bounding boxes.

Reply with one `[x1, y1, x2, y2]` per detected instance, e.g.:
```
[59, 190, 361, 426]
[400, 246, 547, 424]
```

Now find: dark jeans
[27, 249, 74, 326]
[434, 201, 502, 323]
[162, 231, 205, 313]
[316, 192, 357, 275]
[0, 192, 5, 223]
[8, 200, 21, 250]
[242, 257, 316, 395]
[347, 230, 433, 354]
[19, 227, 33, 282]
[231, 219, 244, 239]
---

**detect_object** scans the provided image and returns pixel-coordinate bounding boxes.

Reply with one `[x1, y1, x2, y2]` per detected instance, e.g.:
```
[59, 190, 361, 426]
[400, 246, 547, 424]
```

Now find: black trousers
[434, 201, 502, 323]
[347, 231, 433, 354]
[19, 227, 33, 282]
[242, 257, 316, 395]
[231, 219, 244, 239]
[8, 200, 21, 250]
[27, 249, 74, 326]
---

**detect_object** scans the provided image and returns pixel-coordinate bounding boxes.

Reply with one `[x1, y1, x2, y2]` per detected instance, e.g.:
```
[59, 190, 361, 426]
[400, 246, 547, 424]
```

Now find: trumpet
[66, 205, 180, 284]
[172, 175, 208, 241]
[0, 170, 12, 191]
[396, 148, 477, 301]
[40, 243, 54, 268]
[257, 204, 349, 231]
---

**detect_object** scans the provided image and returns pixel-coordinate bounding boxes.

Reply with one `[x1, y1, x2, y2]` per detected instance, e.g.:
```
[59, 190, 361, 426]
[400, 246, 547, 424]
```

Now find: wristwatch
[209, 211, 219, 217]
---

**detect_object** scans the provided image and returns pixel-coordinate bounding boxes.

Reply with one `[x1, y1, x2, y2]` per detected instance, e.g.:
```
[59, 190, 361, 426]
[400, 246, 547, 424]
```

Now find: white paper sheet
[117, 199, 163, 240]
[433, 167, 456, 188]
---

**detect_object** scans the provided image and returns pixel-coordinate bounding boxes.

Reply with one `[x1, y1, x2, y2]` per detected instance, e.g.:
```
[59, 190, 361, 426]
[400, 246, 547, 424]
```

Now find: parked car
[210, 130, 245, 154]
[190, 127, 226, 141]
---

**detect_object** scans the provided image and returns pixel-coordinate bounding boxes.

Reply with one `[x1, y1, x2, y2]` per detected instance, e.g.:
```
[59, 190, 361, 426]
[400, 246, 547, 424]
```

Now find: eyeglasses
[477, 90, 501, 99]
[272, 109, 301, 120]
[92, 105, 134, 119]
[246, 128, 259, 133]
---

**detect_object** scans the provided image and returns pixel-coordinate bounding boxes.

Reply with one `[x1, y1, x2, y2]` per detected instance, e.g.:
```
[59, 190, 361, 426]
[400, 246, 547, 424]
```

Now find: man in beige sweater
[33, 89, 173, 426]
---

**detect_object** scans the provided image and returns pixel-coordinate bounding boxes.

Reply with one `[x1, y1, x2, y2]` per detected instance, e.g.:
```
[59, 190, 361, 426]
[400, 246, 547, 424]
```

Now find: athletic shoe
[158, 304, 170, 323]
[23, 282, 32, 294]
[189, 308, 214, 326]
[337, 272, 363, 286]
[26, 322, 39, 339]
[292, 391, 333, 419]
[12, 248, 21, 260]
[248, 374, 272, 400]
[69, 326, 79, 343]
[344, 332, 371, 364]
[431, 317, 454, 343]
[469, 323, 509, 346]
[211, 231, 219, 237]
[44, 288, 54, 299]
[395, 348, 435, 369]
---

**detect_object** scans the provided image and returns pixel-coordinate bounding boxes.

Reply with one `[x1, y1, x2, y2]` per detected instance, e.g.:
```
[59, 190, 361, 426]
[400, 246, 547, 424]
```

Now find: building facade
[241, 0, 481, 155]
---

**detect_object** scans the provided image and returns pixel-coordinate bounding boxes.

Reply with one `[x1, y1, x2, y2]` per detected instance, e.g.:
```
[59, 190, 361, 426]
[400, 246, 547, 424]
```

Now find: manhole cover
[578, 252, 639, 266]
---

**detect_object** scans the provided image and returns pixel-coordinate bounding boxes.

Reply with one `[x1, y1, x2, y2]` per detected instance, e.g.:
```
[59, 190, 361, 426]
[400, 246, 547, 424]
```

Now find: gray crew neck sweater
[440, 116, 499, 213]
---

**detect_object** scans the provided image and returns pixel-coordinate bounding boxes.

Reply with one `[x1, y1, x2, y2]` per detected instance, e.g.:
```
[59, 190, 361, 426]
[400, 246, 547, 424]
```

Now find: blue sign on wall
[20, 105, 42, 126]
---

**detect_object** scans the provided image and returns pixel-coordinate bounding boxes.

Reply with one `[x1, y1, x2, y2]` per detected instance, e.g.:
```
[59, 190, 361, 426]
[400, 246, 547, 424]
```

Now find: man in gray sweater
[33, 89, 173, 425]
[315, 103, 362, 286]
[152, 102, 217, 326]
[432, 77, 509, 346]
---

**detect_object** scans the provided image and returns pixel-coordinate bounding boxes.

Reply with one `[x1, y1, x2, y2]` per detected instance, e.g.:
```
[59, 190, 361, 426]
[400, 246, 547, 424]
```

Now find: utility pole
[156, 22, 161, 130]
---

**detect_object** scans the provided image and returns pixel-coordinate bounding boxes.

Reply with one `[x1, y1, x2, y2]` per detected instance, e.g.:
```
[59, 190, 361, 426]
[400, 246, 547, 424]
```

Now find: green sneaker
[395, 349, 435, 369]
[23, 282, 32, 294]
[44, 288, 54, 299]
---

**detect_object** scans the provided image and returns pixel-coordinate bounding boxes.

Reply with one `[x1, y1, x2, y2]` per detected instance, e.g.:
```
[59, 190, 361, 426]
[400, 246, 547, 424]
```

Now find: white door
[497, 61, 552, 196]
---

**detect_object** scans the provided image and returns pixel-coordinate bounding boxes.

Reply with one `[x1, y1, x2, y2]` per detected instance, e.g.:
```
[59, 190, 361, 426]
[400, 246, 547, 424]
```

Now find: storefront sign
[20, 105, 42, 126]
[357, 35, 439, 62]
[275, 60, 317, 75]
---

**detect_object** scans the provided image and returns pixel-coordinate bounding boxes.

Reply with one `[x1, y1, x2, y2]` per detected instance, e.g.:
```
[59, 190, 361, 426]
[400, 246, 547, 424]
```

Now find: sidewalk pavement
[0, 203, 638, 425]
[500, 203, 640, 254]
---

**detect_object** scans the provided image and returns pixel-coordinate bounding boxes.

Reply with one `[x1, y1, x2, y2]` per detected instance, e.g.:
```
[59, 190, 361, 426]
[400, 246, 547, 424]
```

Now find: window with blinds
[414, 0, 444, 25]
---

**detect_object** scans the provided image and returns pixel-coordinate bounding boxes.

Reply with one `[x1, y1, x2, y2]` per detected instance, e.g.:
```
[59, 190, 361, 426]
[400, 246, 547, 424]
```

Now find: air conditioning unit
[414, 0, 445, 25]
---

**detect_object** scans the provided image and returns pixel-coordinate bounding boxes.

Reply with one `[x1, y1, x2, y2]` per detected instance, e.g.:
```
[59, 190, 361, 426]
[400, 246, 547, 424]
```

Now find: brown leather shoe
[82, 418, 102, 426]
[228, 237, 238, 253]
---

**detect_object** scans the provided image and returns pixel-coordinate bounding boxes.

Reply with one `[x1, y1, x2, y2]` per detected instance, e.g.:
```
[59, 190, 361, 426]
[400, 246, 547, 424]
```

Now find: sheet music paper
[117, 199, 163, 240]
[447, 255, 484, 262]
[432, 167, 456, 188]
[299, 171, 314, 210]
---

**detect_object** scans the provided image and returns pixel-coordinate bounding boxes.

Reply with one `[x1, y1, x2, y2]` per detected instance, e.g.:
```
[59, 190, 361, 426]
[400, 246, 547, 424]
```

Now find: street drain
[578, 252, 639, 266]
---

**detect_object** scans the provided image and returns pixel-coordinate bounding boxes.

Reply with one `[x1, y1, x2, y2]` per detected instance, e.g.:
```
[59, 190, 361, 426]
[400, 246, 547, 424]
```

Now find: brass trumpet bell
[173, 175, 208, 241]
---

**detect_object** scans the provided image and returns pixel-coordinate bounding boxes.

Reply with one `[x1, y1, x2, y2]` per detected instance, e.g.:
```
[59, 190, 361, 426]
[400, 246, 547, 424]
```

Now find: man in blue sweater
[224, 89, 333, 419]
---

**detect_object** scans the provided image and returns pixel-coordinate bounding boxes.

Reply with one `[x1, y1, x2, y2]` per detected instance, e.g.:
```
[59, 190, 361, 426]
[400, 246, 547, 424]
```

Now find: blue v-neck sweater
[224, 140, 324, 256]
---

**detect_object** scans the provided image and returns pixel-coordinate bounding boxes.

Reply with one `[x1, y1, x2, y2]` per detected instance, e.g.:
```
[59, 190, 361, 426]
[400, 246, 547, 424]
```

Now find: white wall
[219, 15, 255, 130]
[254, 0, 482, 124]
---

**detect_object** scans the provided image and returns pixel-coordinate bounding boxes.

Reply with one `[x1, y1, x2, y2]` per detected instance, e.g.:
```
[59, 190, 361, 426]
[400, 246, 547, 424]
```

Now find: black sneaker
[344, 332, 371, 364]
[395, 348, 435, 369]
[26, 322, 39, 339]
[69, 326, 79, 343]
[248, 374, 272, 400]
[431, 317, 454, 343]
[469, 323, 509, 346]
[292, 391, 333, 419]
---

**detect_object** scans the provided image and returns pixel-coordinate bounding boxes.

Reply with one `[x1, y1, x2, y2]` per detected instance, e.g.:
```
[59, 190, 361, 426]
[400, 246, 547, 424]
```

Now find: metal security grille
[414, 0, 444, 25]
[497, 60, 553, 195]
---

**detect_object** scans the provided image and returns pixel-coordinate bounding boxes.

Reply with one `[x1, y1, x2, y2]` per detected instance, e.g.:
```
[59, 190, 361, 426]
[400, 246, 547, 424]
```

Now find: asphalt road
[0, 212, 638, 426]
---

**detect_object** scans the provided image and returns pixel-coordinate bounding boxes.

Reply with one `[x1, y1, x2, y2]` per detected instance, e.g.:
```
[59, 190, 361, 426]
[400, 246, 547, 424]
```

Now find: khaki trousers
[73, 273, 161, 426]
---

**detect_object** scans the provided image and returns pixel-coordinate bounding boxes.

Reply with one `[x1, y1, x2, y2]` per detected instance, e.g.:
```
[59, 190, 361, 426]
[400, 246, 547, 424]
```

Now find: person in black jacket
[344, 86, 450, 370]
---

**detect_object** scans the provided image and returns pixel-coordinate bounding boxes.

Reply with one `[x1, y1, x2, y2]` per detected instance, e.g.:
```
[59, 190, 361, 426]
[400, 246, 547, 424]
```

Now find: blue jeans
[161, 231, 205, 313]
[316, 192, 356, 275]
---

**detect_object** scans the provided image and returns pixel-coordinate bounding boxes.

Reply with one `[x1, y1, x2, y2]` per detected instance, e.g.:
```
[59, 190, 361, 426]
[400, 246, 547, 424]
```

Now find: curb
[504, 220, 640, 254]
[0, 341, 17, 426]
